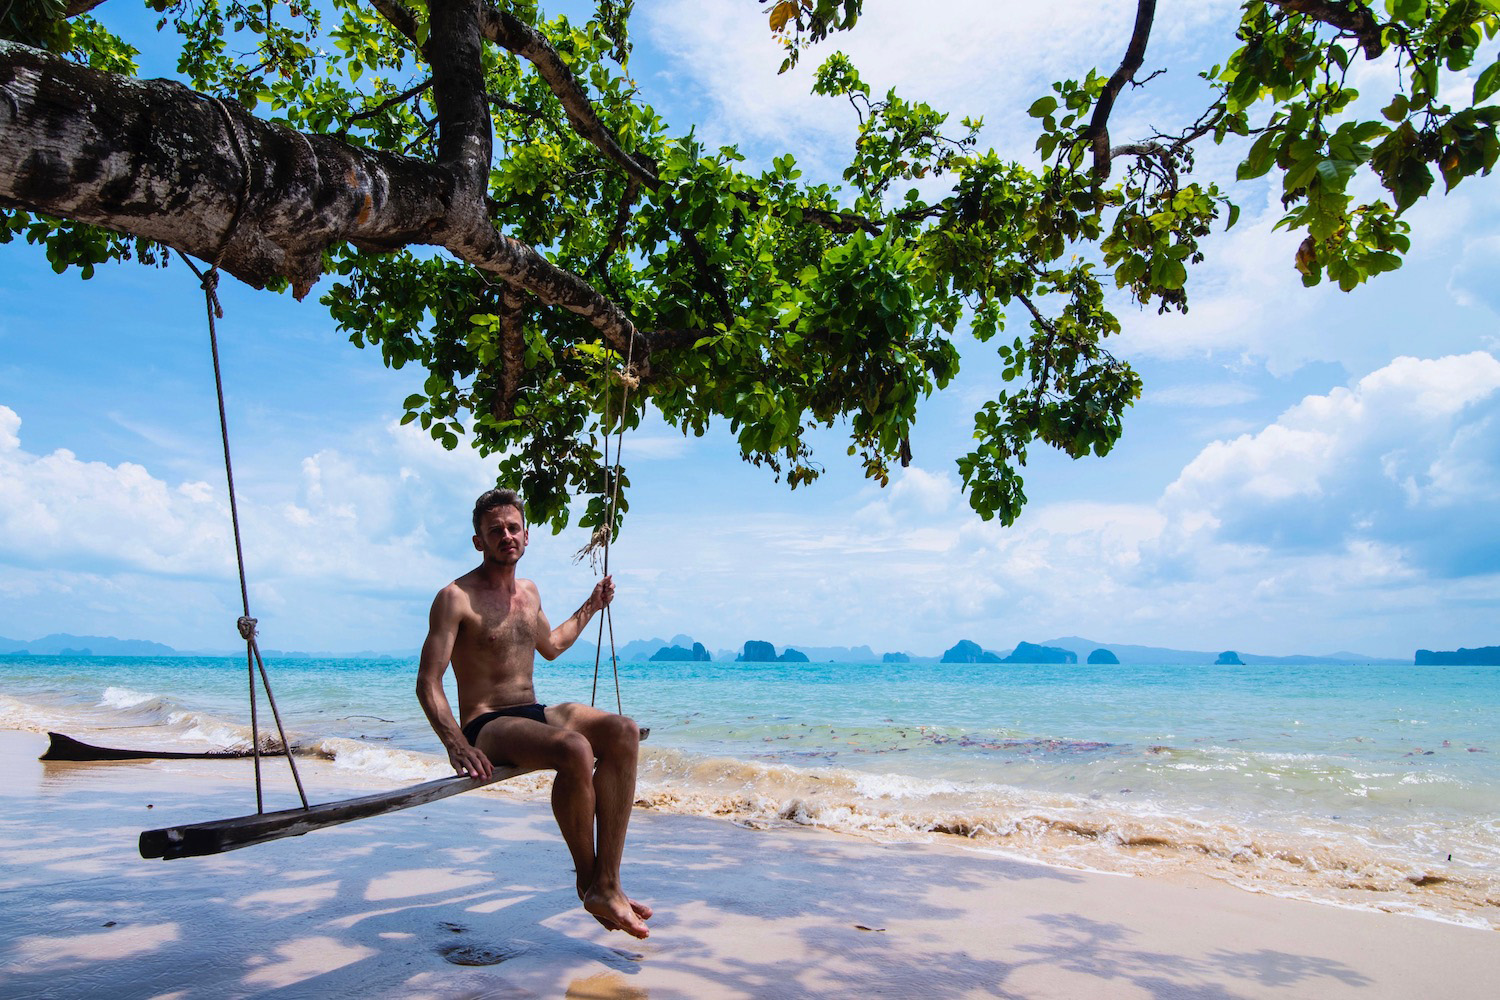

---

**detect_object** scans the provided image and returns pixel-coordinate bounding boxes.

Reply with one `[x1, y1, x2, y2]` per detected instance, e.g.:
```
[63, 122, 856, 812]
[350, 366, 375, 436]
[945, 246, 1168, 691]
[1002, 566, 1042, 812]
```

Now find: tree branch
[345, 79, 432, 124]
[495, 287, 526, 420]
[63, 0, 110, 16]
[0, 38, 650, 362]
[368, 0, 422, 48]
[477, 2, 660, 190]
[1084, 0, 1156, 179]
[590, 176, 640, 275]
[428, 0, 489, 197]
[1268, 0, 1386, 59]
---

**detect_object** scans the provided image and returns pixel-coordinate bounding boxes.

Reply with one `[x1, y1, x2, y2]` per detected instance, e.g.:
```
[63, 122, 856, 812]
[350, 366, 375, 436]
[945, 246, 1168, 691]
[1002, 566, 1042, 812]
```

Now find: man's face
[473, 505, 528, 566]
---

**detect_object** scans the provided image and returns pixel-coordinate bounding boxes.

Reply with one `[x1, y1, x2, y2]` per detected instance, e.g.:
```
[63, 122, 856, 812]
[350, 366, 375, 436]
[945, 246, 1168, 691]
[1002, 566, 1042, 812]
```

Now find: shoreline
[3, 728, 1497, 999]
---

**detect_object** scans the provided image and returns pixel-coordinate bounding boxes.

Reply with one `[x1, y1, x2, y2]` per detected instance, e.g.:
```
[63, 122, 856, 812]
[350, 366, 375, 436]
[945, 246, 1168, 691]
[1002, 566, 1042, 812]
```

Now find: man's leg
[546, 702, 650, 934]
[475, 710, 649, 938]
[473, 716, 607, 923]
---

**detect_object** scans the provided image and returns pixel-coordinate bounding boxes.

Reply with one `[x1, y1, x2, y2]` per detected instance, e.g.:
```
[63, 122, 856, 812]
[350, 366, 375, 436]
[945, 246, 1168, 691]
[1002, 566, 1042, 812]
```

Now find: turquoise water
[3, 654, 1497, 926]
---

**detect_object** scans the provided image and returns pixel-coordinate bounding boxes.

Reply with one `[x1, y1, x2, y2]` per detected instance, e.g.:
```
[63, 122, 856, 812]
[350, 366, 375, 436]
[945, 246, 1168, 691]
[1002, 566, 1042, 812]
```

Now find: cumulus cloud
[8, 349, 1499, 657]
[614, 354, 1500, 657]
[0, 405, 230, 576]
[1158, 352, 1500, 576]
[643, 0, 1235, 175]
[0, 403, 503, 648]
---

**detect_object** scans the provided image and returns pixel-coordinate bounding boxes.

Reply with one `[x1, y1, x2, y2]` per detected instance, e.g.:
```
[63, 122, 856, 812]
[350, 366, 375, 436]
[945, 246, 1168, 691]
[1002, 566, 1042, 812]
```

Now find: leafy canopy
[4, 0, 1498, 533]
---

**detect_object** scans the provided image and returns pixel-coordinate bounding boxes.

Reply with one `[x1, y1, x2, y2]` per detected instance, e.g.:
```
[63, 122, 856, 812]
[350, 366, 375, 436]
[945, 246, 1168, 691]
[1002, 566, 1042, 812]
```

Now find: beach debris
[439, 942, 519, 966]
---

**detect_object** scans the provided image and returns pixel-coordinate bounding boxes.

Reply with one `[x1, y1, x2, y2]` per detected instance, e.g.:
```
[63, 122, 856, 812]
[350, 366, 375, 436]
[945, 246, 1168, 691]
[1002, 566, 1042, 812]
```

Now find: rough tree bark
[0, 25, 651, 361]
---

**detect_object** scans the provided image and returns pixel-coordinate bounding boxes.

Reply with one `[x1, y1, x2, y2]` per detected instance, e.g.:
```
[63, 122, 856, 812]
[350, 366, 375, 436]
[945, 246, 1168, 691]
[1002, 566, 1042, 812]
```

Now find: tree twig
[1084, 0, 1157, 179]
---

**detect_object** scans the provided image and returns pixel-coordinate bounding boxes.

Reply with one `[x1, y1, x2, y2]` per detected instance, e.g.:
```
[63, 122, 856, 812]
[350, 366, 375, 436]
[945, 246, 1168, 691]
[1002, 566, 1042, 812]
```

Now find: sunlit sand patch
[276, 868, 336, 881]
[241, 935, 376, 989]
[324, 889, 498, 930]
[234, 880, 342, 915]
[467, 893, 540, 914]
[441, 845, 492, 864]
[565, 971, 648, 999]
[364, 866, 491, 901]
[0, 845, 113, 864]
[8, 923, 180, 972]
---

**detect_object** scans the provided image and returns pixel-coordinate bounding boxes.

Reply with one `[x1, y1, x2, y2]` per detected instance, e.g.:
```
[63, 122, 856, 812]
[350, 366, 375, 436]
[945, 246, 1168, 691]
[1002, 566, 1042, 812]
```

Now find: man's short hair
[473, 488, 524, 534]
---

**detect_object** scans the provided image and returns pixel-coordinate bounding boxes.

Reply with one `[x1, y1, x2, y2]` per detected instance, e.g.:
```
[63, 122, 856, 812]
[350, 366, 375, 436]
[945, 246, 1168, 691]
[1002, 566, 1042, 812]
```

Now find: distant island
[1415, 646, 1500, 665]
[736, 640, 808, 663]
[649, 642, 712, 662]
[1215, 651, 1244, 665]
[0, 633, 179, 657]
[4, 630, 1456, 667]
[940, 640, 1076, 664]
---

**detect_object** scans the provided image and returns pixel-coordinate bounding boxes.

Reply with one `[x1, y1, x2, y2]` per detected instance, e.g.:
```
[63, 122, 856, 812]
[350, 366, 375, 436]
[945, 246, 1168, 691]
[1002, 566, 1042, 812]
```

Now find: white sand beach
[2, 728, 1496, 999]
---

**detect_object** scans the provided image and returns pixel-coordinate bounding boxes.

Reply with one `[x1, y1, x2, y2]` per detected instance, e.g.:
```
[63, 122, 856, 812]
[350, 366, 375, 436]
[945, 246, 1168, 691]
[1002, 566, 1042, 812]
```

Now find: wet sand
[2, 729, 1496, 998]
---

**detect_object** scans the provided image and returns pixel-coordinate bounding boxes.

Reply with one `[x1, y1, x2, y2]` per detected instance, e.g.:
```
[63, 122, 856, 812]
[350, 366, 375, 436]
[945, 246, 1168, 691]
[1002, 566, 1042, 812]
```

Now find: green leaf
[1028, 96, 1058, 118]
[1475, 60, 1500, 104]
[1238, 131, 1278, 180]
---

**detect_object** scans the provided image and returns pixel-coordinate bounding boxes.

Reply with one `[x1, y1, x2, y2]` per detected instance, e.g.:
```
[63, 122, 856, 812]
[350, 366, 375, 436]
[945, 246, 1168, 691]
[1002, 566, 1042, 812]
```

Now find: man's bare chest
[462, 594, 538, 651]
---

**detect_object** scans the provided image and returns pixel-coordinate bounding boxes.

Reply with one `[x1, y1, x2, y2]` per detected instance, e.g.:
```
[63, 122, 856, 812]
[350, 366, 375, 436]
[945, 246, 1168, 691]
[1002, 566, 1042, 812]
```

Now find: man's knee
[601, 714, 640, 756]
[551, 730, 595, 774]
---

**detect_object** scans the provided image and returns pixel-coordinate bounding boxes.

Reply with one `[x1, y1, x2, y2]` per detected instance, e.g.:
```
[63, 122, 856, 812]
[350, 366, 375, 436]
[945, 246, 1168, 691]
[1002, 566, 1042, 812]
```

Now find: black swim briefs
[461, 703, 549, 746]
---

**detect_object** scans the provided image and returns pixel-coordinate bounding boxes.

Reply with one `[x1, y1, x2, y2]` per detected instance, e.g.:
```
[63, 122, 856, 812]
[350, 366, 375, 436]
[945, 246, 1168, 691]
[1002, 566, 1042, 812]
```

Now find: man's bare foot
[583, 886, 650, 939]
[576, 882, 652, 923]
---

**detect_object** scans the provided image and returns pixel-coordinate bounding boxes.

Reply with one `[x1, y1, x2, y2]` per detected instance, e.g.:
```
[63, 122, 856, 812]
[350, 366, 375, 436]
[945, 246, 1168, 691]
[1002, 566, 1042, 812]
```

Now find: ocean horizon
[3, 652, 1496, 930]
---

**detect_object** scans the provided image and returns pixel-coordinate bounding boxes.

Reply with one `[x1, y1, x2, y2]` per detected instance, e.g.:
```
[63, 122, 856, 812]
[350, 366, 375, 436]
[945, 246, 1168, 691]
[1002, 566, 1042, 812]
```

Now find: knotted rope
[174, 94, 308, 813]
[577, 333, 637, 713]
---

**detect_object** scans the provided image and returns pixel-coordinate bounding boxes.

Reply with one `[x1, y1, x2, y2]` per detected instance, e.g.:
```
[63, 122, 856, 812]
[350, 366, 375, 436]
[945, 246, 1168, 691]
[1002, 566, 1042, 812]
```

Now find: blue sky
[2, 0, 1498, 658]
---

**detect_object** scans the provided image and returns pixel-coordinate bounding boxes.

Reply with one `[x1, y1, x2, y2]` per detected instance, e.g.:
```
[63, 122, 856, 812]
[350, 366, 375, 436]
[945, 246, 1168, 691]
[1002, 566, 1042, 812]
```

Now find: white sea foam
[312, 738, 450, 782]
[0, 693, 61, 732]
[628, 745, 1500, 928]
[100, 686, 159, 710]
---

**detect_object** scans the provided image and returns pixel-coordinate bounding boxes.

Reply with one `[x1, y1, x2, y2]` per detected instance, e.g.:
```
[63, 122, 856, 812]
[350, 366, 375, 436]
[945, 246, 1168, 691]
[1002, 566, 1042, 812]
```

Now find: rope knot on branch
[237, 616, 258, 640]
[201, 267, 225, 319]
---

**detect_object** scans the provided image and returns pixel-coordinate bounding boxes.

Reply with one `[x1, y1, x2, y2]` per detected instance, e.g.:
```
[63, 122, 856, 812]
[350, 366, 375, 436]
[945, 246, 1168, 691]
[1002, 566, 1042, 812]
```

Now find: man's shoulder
[435, 575, 479, 608]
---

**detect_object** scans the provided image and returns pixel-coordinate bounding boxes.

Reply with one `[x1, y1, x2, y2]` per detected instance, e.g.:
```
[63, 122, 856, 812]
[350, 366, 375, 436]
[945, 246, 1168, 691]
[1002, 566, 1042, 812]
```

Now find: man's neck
[475, 559, 520, 589]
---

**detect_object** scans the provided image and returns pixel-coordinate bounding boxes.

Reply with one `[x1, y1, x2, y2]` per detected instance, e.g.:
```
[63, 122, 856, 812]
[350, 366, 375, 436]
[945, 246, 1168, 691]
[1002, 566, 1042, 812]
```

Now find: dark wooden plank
[41, 731, 290, 762]
[139, 765, 534, 860]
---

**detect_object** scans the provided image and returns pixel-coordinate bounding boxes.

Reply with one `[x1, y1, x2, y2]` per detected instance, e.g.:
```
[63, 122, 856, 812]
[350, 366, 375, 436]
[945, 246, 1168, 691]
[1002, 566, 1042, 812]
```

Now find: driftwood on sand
[39, 731, 294, 762]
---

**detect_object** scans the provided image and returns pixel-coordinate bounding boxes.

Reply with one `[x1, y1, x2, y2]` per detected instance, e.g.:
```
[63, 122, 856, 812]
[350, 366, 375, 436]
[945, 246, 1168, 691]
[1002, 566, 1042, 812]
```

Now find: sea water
[2, 654, 1496, 927]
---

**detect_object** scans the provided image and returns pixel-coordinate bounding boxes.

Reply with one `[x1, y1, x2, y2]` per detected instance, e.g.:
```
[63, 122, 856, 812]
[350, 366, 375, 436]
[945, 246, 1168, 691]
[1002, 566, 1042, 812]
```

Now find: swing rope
[174, 94, 308, 813]
[584, 333, 637, 713]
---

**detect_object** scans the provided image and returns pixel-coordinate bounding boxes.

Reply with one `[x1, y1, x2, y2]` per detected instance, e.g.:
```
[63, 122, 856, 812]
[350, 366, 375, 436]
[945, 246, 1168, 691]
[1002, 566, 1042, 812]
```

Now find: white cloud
[0, 406, 230, 576]
[0, 402, 496, 649]
[644, 0, 1236, 176]
[607, 354, 1500, 657]
[1157, 352, 1500, 575]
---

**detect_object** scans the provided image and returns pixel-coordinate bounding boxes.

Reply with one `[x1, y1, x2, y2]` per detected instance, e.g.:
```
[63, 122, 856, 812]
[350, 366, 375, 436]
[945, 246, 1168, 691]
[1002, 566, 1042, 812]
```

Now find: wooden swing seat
[139, 765, 533, 859]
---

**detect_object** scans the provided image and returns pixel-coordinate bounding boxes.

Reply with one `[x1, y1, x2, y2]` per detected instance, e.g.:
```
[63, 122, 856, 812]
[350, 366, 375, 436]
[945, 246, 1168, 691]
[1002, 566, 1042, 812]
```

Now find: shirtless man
[416, 488, 651, 939]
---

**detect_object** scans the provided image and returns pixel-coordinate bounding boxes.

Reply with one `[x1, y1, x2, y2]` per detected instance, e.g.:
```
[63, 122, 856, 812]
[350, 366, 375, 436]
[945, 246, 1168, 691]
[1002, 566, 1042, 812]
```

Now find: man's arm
[535, 575, 614, 661]
[416, 585, 492, 779]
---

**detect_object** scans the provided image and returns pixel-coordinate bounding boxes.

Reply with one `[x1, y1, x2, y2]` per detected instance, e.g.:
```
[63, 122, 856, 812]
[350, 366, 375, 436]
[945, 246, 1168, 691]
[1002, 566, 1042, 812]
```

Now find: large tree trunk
[0, 38, 648, 361]
[0, 39, 455, 297]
